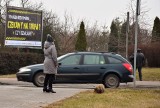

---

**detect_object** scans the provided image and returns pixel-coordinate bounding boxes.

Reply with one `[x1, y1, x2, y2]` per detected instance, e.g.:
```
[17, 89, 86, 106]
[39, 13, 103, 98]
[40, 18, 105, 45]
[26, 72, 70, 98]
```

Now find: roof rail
[98, 51, 108, 53]
[98, 51, 116, 54]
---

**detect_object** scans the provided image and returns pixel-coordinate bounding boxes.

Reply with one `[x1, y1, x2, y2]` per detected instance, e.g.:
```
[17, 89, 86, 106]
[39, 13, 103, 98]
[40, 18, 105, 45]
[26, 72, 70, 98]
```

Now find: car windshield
[57, 53, 72, 61]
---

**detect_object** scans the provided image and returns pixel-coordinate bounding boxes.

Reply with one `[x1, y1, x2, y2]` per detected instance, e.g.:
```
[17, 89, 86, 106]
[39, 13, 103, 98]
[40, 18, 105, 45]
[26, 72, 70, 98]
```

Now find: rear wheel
[104, 74, 120, 88]
[33, 72, 45, 87]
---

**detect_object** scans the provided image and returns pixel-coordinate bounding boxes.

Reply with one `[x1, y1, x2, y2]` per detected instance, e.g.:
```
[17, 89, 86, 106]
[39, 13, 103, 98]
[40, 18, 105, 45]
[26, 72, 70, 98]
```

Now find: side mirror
[58, 63, 61, 66]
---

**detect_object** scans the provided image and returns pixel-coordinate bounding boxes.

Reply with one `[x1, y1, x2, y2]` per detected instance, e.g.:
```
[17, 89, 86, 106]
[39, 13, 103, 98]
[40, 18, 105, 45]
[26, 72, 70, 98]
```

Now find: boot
[43, 87, 49, 92]
[140, 77, 142, 81]
[48, 88, 56, 93]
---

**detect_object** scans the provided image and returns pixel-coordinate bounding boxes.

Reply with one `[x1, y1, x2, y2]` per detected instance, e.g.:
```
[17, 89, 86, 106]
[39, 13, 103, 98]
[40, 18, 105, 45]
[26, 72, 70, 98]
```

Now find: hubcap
[107, 77, 117, 86]
[37, 74, 45, 85]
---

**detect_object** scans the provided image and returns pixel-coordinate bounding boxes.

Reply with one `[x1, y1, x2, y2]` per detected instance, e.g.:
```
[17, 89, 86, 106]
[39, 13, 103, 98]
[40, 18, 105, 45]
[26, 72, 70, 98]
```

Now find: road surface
[0, 78, 160, 108]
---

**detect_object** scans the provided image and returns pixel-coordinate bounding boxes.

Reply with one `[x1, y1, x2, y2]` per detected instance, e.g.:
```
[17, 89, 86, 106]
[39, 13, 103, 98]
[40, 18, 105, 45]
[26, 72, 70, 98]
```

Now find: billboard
[5, 6, 43, 48]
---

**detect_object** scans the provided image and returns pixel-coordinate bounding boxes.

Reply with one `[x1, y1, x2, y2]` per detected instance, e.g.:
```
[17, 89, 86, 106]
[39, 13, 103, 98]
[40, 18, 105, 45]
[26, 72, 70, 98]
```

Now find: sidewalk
[0, 85, 87, 108]
[120, 81, 160, 89]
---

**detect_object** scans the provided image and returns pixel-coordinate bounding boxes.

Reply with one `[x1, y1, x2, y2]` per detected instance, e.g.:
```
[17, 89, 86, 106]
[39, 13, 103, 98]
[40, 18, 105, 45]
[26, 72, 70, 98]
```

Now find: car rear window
[107, 56, 123, 64]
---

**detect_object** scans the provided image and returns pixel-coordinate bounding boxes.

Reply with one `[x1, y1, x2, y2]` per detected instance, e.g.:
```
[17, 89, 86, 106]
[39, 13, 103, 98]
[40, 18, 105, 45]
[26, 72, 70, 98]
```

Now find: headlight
[19, 68, 31, 72]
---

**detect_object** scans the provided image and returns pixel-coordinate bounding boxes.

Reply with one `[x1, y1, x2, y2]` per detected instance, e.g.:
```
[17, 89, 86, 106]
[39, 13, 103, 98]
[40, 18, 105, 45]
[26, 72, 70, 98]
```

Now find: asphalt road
[0, 78, 160, 108]
[0, 78, 96, 108]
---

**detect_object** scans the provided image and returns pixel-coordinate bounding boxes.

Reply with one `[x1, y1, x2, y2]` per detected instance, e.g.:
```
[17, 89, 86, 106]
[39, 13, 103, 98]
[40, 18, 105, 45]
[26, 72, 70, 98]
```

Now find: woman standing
[43, 34, 58, 93]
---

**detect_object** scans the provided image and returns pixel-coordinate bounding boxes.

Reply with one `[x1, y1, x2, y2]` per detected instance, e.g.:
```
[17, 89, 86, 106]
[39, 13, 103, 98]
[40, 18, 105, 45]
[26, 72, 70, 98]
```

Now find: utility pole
[118, 28, 120, 54]
[126, 12, 129, 59]
[133, 0, 141, 88]
[0, 0, 2, 47]
[0, 0, 1, 24]
[0, 0, 1, 19]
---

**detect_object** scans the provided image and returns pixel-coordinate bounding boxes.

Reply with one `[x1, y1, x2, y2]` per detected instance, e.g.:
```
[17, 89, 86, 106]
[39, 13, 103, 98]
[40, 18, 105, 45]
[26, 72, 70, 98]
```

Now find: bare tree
[0, 0, 14, 48]
[0, 0, 13, 24]
[57, 12, 78, 54]
[20, 0, 28, 8]
[86, 22, 109, 52]
[43, 10, 78, 55]
[126, 0, 151, 46]
[20, 0, 43, 10]
[126, 0, 151, 28]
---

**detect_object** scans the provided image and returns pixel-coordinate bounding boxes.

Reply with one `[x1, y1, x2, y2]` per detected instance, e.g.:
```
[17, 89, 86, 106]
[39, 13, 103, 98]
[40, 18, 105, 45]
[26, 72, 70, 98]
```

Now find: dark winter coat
[136, 52, 145, 67]
[129, 52, 145, 67]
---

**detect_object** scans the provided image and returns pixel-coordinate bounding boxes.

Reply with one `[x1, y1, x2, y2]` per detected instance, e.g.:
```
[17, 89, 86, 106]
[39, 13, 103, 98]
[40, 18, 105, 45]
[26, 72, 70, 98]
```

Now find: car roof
[58, 51, 128, 63]
[72, 51, 127, 62]
[58, 51, 114, 58]
[73, 51, 116, 55]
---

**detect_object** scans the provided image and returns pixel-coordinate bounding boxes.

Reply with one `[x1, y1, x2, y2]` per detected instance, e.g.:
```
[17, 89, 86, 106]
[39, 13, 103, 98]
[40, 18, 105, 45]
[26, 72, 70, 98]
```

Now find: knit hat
[46, 34, 53, 42]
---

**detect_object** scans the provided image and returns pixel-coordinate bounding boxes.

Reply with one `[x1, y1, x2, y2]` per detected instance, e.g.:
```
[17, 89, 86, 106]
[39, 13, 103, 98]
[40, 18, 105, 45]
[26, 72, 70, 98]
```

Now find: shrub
[0, 51, 44, 75]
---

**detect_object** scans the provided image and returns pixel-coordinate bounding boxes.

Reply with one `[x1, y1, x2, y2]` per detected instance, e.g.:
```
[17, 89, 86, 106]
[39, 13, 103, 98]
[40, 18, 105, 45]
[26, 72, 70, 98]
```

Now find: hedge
[0, 52, 44, 75]
[128, 42, 160, 67]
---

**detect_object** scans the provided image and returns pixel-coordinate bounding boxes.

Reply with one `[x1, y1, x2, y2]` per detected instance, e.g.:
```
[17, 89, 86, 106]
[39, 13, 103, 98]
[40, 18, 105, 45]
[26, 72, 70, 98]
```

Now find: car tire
[104, 74, 120, 88]
[33, 72, 45, 87]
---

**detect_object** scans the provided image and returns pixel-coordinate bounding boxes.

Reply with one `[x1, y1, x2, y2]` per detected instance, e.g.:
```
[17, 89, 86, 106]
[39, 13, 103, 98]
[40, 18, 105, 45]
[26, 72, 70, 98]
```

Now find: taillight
[123, 63, 133, 74]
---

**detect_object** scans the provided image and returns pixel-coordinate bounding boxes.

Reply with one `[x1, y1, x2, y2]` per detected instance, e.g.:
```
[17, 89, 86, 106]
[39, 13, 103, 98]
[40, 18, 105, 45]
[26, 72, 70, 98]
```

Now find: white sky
[10, 0, 160, 29]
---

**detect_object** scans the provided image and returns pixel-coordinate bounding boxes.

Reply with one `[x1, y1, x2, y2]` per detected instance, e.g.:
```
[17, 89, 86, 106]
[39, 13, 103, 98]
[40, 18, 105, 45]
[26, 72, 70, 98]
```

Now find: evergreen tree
[152, 17, 160, 43]
[75, 21, 87, 51]
[108, 20, 119, 52]
[121, 21, 127, 39]
[119, 21, 127, 52]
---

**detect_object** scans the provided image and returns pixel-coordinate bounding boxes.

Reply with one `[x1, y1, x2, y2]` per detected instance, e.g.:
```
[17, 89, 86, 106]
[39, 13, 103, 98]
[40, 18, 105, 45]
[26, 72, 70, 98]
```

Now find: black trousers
[137, 66, 142, 81]
[132, 65, 142, 81]
[43, 74, 55, 89]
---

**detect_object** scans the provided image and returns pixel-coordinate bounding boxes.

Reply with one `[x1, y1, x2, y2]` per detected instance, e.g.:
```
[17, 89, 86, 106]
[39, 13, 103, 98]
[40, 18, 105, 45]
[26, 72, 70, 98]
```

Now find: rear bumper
[126, 75, 134, 82]
[121, 74, 133, 83]
[129, 75, 134, 79]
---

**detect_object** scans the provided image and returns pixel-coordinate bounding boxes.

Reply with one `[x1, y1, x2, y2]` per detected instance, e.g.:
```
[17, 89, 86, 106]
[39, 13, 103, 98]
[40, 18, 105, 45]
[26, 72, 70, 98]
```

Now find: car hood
[21, 64, 44, 69]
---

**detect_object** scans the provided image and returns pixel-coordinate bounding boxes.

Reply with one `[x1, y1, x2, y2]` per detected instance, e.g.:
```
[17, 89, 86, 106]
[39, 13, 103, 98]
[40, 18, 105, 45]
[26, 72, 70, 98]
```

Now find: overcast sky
[10, 0, 160, 29]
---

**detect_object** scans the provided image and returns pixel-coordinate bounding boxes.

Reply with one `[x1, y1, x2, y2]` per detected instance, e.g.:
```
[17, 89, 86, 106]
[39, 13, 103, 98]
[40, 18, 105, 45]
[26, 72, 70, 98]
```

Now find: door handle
[73, 67, 79, 69]
[100, 67, 106, 69]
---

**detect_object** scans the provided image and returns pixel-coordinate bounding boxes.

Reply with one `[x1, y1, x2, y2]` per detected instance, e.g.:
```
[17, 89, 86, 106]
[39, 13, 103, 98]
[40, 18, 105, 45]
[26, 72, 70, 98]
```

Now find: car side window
[60, 55, 81, 65]
[108, 56, 122, 64]
[84, 55, 105, 65]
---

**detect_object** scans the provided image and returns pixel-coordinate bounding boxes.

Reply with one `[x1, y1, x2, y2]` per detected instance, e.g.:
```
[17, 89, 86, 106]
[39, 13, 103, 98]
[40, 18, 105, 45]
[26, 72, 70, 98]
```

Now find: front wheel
[103, 74, 120, 88]
[33, 72, 45, 87]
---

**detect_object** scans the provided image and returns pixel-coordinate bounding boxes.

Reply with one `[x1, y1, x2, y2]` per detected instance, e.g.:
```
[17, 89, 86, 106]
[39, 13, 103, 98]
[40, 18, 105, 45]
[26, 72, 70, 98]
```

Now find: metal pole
[0, 0, 1, 24]
[0, 0, 2, 47]
[118, 29, 120, 54]
[126, 12, 129, 59]
[133, 0, 140, 88]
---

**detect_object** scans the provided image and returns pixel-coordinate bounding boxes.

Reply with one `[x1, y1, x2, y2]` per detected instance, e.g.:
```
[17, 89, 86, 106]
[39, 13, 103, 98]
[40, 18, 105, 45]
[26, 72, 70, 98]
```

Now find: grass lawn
[43, 68, 160, 108]
[142, 68, 160, 81]
[0, 74, 16, 78]
[44, 88, 160, 108]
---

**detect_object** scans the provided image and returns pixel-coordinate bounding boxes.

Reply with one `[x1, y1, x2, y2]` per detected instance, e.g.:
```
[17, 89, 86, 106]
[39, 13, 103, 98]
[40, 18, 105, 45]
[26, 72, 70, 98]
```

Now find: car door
[56, 54, 84, 83]
[80, 54, 107, 82]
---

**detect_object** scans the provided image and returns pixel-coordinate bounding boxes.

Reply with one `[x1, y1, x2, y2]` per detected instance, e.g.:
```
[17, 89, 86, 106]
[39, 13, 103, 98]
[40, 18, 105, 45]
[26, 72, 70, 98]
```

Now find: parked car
[16, 52, 133, 88]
